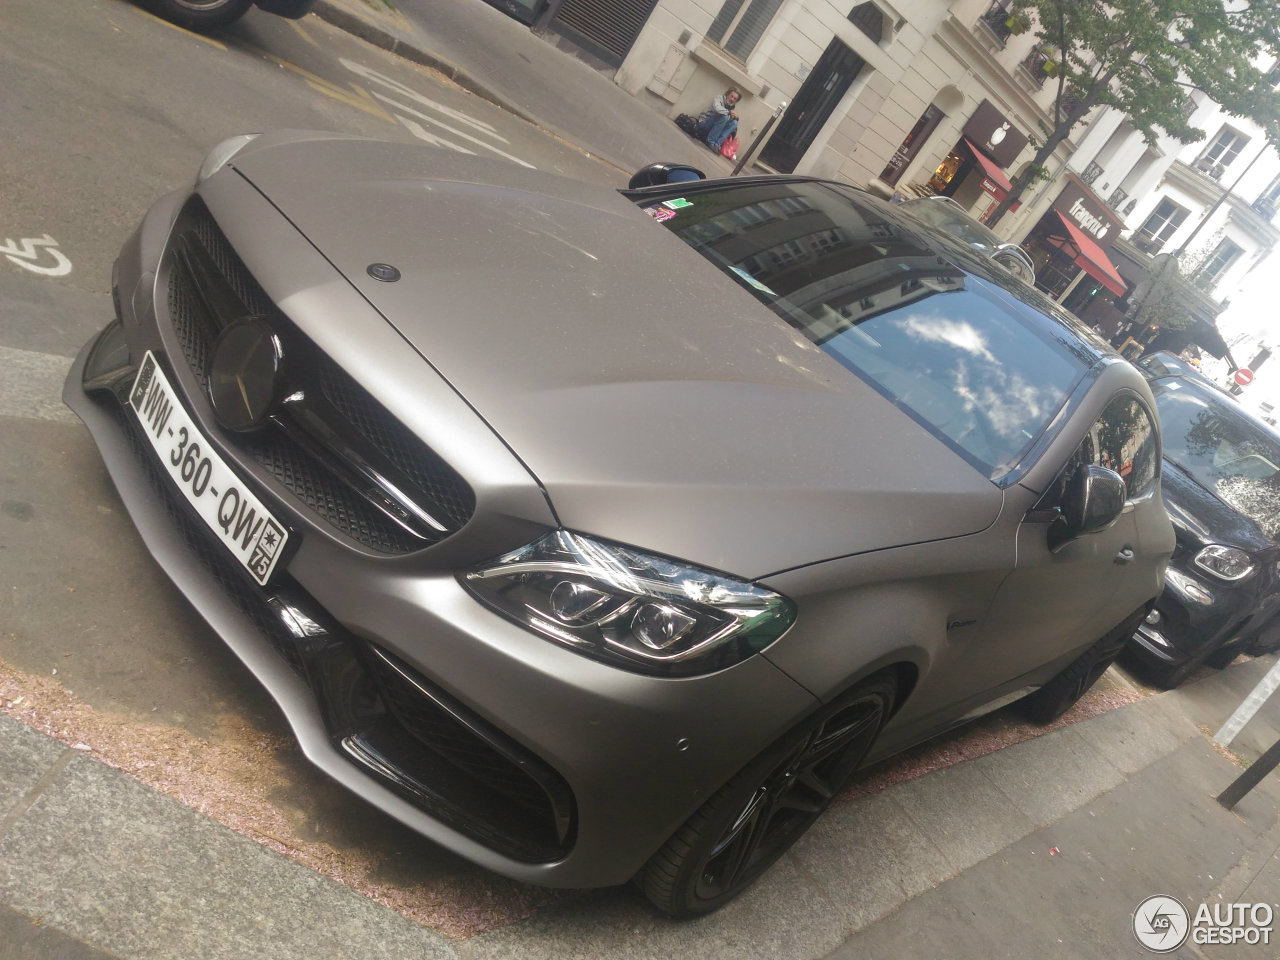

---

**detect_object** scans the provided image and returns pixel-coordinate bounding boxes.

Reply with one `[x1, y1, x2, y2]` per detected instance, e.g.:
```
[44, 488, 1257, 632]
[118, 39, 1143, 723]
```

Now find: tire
[638, 675, 896, 917]
[1142, 650, 1208, 690]
[1018, 608, 1145, 724]
[146, 0, 254, 30]
[1204, 644, 1242, 670]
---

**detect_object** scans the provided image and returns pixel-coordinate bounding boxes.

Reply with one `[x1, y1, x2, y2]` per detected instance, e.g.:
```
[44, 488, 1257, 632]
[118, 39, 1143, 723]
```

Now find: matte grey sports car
[65, 131, 1173, 916]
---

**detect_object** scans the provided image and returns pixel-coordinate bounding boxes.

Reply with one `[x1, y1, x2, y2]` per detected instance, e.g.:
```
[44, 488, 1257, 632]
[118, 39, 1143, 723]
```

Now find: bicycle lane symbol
[1, 234, 72, 277]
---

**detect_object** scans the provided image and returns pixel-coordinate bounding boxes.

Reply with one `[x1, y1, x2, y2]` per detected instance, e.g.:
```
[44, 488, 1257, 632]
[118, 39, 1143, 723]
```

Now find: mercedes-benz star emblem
[208, 318, 283, 432]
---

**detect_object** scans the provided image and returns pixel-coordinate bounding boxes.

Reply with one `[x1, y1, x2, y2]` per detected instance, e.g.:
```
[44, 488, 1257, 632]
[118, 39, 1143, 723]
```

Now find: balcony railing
[979, 2, 1020, 45]
[1020, 47, 1054, 88]
[1107, 187, 1128, 209]
[1080, 161, 1103, 186]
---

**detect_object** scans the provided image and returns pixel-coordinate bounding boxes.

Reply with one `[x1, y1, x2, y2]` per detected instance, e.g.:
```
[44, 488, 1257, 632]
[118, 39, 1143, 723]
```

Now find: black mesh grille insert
[238, 432, 422, 555]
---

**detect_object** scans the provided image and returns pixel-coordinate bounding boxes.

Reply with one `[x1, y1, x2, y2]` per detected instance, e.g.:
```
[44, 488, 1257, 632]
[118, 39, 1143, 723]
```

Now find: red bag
[719, 135, 739, 159]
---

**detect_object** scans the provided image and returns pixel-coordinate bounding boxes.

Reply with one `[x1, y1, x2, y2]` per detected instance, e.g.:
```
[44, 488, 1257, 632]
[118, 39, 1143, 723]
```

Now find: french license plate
[129, 351, 288, 586]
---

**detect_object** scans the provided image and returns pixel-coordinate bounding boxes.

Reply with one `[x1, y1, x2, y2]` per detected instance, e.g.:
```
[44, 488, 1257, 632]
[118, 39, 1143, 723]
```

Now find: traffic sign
[1235, 368, 1254, 387]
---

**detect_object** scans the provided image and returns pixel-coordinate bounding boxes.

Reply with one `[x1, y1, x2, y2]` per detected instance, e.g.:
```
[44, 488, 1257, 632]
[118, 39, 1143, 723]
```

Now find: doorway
[760, 39, 866, 173]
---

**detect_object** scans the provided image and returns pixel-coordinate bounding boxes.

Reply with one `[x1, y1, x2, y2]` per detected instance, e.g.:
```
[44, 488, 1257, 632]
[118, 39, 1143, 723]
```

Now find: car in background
[65, 134, 1171, 915]
[1126, 352, 1280, 687]
[898, 194, 1036, 283]
[143, 0, 316, 31]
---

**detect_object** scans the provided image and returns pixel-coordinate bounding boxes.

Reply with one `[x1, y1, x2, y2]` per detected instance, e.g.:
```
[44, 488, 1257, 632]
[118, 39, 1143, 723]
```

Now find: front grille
[108, 401, 573, 862]
[162, 196, 475, 553]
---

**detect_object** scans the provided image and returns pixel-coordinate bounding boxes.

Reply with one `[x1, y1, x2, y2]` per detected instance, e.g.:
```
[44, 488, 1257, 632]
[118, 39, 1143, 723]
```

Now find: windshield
[643, 180, 1097, 478]
[899, 197, 1001, 251]
[1151, 378, 1280, 537]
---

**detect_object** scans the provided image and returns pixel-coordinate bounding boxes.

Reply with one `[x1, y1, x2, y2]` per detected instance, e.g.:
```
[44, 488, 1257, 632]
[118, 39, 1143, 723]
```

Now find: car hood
[1160, 457, 1277, 555]
[229, 135, 1002, 576]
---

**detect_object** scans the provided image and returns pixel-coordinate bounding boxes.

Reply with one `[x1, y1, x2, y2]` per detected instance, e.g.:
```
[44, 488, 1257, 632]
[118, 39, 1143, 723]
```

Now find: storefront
[922, 100, 1027, 220]
[1022, 178, 1128, 311]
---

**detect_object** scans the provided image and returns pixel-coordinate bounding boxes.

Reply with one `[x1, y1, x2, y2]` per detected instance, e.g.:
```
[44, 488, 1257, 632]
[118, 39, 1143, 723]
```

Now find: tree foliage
[986, 0, 1280, 227]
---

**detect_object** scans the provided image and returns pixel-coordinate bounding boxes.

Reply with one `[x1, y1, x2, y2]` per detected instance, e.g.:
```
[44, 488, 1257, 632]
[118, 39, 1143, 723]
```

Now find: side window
[1080, 394, 1159, 500]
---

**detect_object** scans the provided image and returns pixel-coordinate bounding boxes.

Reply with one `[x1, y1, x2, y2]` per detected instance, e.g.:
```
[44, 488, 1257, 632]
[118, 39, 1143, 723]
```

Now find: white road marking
[375, 94, 535, 168]
[1, 235, 72, 277]
[339, 58, 536, 168]
[340, 59, 503, 136]
[397, 117, 475, 155]
[0, 346, 77, 423]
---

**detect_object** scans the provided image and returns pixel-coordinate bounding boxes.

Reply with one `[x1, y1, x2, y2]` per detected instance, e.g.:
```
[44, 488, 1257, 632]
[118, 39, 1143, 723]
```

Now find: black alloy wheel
[640, 675, 895, 916]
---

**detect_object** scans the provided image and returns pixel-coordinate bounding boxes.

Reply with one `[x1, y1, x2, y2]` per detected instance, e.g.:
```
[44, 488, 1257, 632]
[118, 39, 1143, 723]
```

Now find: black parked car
[1127, 352, 1280, 688]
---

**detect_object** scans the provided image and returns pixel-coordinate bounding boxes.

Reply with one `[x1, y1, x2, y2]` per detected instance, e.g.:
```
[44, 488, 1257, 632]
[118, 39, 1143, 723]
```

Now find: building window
[1135, 197, 1189, 255]
[1254, 174, 1280, 218]
[979, 1, 1017, 45]
[1020, 45, 1055, 87]
[1196, 126, 1249, 178]
[1197, 239, 1242, 288]
[848, 2, 885, 43]
[708, 0, 785, 61]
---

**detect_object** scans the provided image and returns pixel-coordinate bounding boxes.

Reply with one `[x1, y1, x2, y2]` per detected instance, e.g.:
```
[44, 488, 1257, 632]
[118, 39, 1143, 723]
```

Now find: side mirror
[627, 163, 707, 189]
[1056, 464, 1125, 544]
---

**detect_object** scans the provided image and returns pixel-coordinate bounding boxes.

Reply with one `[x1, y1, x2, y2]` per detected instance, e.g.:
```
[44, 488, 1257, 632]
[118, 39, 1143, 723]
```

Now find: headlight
[1193, 544, 1254, 581]
[196, 134, 260, 185]
[463, 530, 795, 676]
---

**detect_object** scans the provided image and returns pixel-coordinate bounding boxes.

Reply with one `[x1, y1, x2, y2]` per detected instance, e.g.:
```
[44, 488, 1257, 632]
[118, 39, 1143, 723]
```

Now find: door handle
[1115, 546, 1136, 564]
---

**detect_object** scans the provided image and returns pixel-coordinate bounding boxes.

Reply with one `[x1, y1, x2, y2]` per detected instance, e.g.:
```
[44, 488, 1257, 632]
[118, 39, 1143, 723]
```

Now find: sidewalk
[3, 656, 1279, 959]
[312, 0, 737, 177]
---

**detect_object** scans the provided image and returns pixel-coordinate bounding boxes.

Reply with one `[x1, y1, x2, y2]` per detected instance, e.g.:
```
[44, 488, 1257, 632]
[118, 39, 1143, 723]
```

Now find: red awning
[963, 138, 1013, 197]
[1052, 211, 1127, 297]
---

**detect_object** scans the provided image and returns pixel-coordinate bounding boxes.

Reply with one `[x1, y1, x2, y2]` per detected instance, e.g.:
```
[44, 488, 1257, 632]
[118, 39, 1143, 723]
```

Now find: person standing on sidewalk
[696, 87, 741, 151]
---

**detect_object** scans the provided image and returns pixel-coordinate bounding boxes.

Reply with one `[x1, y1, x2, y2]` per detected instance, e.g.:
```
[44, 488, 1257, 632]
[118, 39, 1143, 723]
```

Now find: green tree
[986, 0, 1280, 228]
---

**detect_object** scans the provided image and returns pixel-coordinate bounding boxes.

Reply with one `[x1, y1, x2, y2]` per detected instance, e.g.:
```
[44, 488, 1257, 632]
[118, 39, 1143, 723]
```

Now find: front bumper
[62, 178, 817, 888]
[1128, 564, 1265, 668]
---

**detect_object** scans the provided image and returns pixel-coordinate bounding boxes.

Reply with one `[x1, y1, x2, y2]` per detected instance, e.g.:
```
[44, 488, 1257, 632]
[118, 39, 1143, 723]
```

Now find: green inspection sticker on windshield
[663, 198, 694, 209]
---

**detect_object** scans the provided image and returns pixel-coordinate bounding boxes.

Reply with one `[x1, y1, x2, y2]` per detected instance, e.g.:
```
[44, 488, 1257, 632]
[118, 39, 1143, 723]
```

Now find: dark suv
[1127, 353, 1280, 687]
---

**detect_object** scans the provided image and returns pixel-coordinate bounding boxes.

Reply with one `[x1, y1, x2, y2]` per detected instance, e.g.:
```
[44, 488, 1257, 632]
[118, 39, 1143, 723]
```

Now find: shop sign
[961, 100, 1029, 167]
[1053, 181, 1118, 244]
